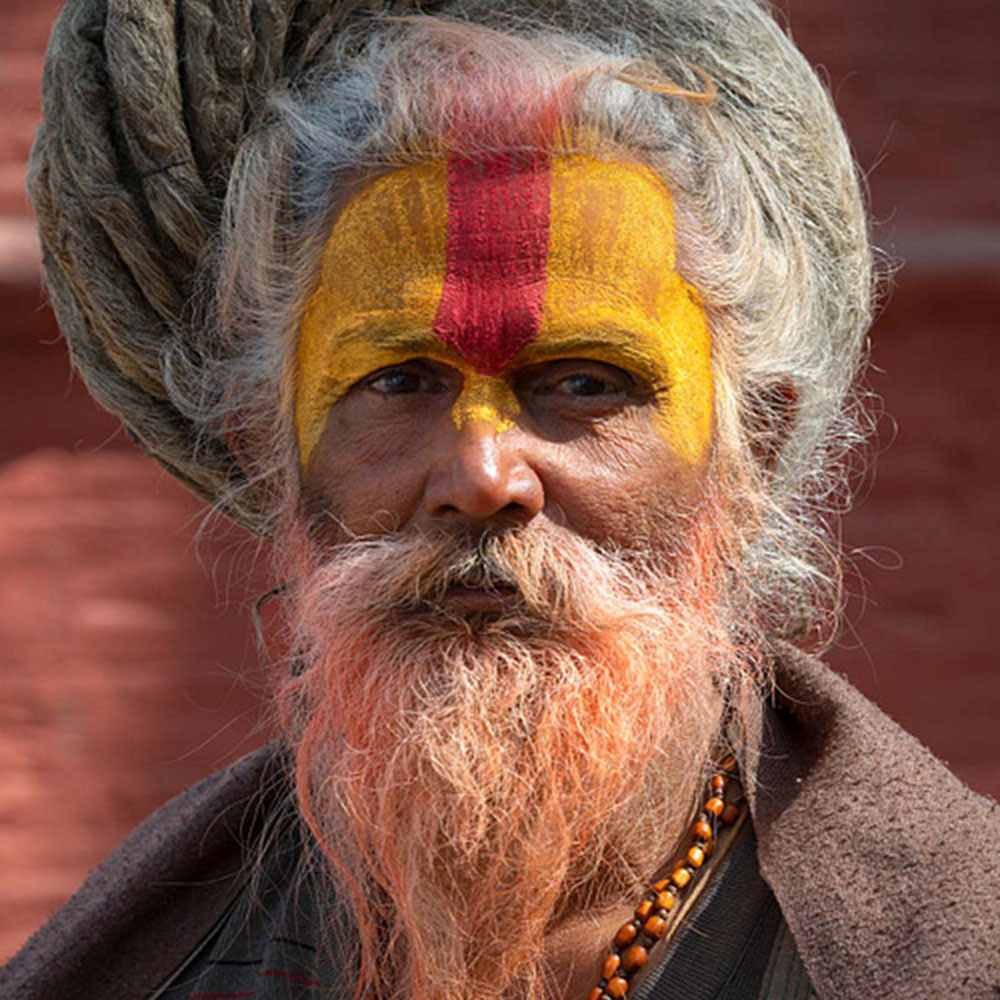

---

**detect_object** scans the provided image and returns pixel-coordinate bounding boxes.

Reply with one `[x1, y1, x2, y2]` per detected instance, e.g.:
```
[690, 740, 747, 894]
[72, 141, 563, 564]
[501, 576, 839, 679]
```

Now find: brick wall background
[1, 0, 997, 961]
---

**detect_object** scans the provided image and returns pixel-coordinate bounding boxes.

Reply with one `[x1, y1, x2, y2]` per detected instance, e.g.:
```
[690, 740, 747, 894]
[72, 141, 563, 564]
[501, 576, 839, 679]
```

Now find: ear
[224, 425, 257, 481]
[749, 378, 798, 475]
[223, 420, 298, 490]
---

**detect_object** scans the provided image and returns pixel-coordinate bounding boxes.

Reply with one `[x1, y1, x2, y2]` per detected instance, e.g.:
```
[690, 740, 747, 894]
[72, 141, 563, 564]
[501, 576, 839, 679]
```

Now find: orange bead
[692, 819, 713, 841]
[643, 914, 669, 939]
[652, 877, 671, 892]
[606, 976, 629, 999]
[686, 845, 706, 868]
[720, 754, 736, 772]
[721, 803, 741, 825]
[711, 774, 728, 792]
[704, 797, 725, 817]
[634, 899, 654, 921]
[655, 890, 677, 911]
[622, 945, 648, 972]
[671, 866, 693, 889]
[602, 952, 622, 979]
[588, 989, 605, 1000]
[613, 922, 639, 949]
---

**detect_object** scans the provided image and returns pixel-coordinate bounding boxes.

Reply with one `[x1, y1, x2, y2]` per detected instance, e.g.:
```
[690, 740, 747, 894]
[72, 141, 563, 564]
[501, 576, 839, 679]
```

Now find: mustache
[392, 533, 522, 601]
[351, 530, 557, 618]
[296, 523, 669, 630]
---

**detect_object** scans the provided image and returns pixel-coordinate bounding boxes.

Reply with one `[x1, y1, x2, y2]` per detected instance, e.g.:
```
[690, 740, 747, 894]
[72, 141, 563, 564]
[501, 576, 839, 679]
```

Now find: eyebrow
[515, 329, 666, 379]
[343, 325, 455, 363]
[347, 322, 669, 385]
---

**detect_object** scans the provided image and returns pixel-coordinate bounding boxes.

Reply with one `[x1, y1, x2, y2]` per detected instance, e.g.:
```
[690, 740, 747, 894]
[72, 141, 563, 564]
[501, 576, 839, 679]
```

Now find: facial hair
[273, 512, 759, 1000]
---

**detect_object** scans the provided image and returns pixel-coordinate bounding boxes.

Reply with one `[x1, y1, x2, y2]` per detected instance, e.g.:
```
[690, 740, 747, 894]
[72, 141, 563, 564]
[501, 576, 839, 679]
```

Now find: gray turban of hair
[30, 0, 439, 533]
[32, 0, 871, 548]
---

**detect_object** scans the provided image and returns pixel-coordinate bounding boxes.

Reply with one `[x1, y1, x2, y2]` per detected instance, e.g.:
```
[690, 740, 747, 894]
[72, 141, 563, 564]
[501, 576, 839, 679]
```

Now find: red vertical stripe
[433, 153, 551, 374]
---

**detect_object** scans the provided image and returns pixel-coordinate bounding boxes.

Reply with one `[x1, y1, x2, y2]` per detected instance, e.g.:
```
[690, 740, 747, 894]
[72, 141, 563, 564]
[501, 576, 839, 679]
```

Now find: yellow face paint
[295, 160, 449, 463]
[533, 156, 713, 465]
[450, 373, 520, 431]
[295, 154, 713, 467]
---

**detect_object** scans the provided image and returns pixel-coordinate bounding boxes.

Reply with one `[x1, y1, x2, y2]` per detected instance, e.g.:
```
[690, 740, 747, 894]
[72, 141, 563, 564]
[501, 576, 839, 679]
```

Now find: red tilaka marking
[432, 153, 551, 374]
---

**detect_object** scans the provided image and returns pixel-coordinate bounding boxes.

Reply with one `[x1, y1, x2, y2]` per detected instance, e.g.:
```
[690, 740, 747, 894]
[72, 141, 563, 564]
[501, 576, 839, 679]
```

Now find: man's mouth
[441, 580, 519, 613]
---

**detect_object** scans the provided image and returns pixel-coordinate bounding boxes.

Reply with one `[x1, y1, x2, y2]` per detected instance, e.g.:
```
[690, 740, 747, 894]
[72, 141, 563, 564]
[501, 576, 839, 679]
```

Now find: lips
[442, 579, 518, 612]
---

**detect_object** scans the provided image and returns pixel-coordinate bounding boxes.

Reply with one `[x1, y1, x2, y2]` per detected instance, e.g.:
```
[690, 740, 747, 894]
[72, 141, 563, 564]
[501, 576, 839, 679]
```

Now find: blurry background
[1, 0, 997, 962]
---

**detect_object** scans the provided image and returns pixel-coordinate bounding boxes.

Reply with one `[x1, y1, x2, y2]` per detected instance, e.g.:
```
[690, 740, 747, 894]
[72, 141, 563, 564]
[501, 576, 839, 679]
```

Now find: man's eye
[516, 359, 646, 427]
[369, 370, 422, 394]
[366, 366, 443, 396]
[556, 373, 623, 397]
[528, 362, 634, 399]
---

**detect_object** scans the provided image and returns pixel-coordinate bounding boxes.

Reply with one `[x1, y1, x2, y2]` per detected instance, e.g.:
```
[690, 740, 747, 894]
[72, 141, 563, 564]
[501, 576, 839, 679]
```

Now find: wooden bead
[692, 819, 713, 841]
[606, 976, 629, 999]
[613, 922, 639, 949]
[671, 866, 693, 889]
[721, 803, 741, 825]
[686, 845, 706, 868]
[587, 763, 746, 1000]
[602, 953, 622, 979]
[704, 796, 725, 817]
[655, 890, 676, 911]
[622, 945, 648, 972]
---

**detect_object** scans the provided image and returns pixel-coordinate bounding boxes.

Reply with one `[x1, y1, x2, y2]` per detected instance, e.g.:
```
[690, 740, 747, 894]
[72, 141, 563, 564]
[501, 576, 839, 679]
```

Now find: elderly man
[5, 1, 999, 999]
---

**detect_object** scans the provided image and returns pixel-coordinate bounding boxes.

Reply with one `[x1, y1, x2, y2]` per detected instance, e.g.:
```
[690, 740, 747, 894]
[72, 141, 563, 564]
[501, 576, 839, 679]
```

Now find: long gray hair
[204, 3, 872, 644]
[32, 0, 874, 644]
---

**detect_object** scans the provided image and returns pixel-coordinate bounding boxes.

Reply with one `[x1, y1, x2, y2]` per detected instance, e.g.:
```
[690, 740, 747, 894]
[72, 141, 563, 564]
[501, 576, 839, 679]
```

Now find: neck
[545, 900, 635, 1000]
[540, 789, 703, 1000]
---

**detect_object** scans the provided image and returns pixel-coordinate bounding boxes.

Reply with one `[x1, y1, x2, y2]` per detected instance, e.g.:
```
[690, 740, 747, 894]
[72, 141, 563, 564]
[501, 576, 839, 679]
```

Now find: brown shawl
[3, 648, 998, 999]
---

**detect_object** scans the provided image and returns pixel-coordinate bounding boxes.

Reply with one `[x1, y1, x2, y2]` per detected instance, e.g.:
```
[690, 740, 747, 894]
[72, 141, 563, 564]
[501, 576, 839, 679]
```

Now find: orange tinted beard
[276, 520, 737, 1000]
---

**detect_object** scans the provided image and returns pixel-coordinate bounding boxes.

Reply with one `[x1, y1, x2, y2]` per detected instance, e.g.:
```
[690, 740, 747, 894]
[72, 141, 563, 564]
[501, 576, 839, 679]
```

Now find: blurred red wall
[1, 0, 998, 961]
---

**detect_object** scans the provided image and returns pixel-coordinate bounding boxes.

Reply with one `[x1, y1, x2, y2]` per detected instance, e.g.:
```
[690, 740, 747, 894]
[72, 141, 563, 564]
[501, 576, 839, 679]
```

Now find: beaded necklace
[586, 755, 746, 1000]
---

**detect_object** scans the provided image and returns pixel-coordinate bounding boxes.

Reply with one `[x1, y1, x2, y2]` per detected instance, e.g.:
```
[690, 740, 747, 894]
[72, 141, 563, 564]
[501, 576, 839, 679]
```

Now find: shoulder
[752, 647, 1000, 1000]
[1, 740, 293, 1000]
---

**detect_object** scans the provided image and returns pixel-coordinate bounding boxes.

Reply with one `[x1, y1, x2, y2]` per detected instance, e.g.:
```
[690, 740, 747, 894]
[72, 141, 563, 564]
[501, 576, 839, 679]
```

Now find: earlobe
[749, 378, 798, 474]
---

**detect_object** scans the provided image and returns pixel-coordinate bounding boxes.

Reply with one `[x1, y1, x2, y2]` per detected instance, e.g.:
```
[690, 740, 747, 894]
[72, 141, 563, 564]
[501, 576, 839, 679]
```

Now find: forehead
[296, 154, 711, 462]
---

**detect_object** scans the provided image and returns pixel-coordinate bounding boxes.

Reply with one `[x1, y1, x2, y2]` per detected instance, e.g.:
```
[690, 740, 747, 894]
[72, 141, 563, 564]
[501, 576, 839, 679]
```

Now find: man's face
[297, 154, 714, 564]
[279, 153, 736, 1000]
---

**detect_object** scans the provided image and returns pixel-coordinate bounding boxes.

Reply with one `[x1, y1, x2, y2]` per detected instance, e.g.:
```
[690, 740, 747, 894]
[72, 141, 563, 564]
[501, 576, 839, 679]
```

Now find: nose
[424, 421, 544, 524]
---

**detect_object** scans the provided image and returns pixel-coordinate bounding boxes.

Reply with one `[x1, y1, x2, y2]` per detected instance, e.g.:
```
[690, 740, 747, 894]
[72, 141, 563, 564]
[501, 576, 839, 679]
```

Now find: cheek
[540, 419, 709, 547]
[301, 411, 429, 538]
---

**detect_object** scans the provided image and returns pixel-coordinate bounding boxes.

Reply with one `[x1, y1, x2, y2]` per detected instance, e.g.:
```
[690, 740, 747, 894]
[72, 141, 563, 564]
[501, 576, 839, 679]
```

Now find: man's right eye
[365, 364, 445, 396]
[368, 369, 423, 395]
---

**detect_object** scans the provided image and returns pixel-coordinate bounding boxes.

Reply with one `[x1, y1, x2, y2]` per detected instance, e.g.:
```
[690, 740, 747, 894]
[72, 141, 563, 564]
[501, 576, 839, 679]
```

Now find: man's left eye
[525, 360, 635, 400]
[515, 359, 646, 426]
[556, 373, 624, 397]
